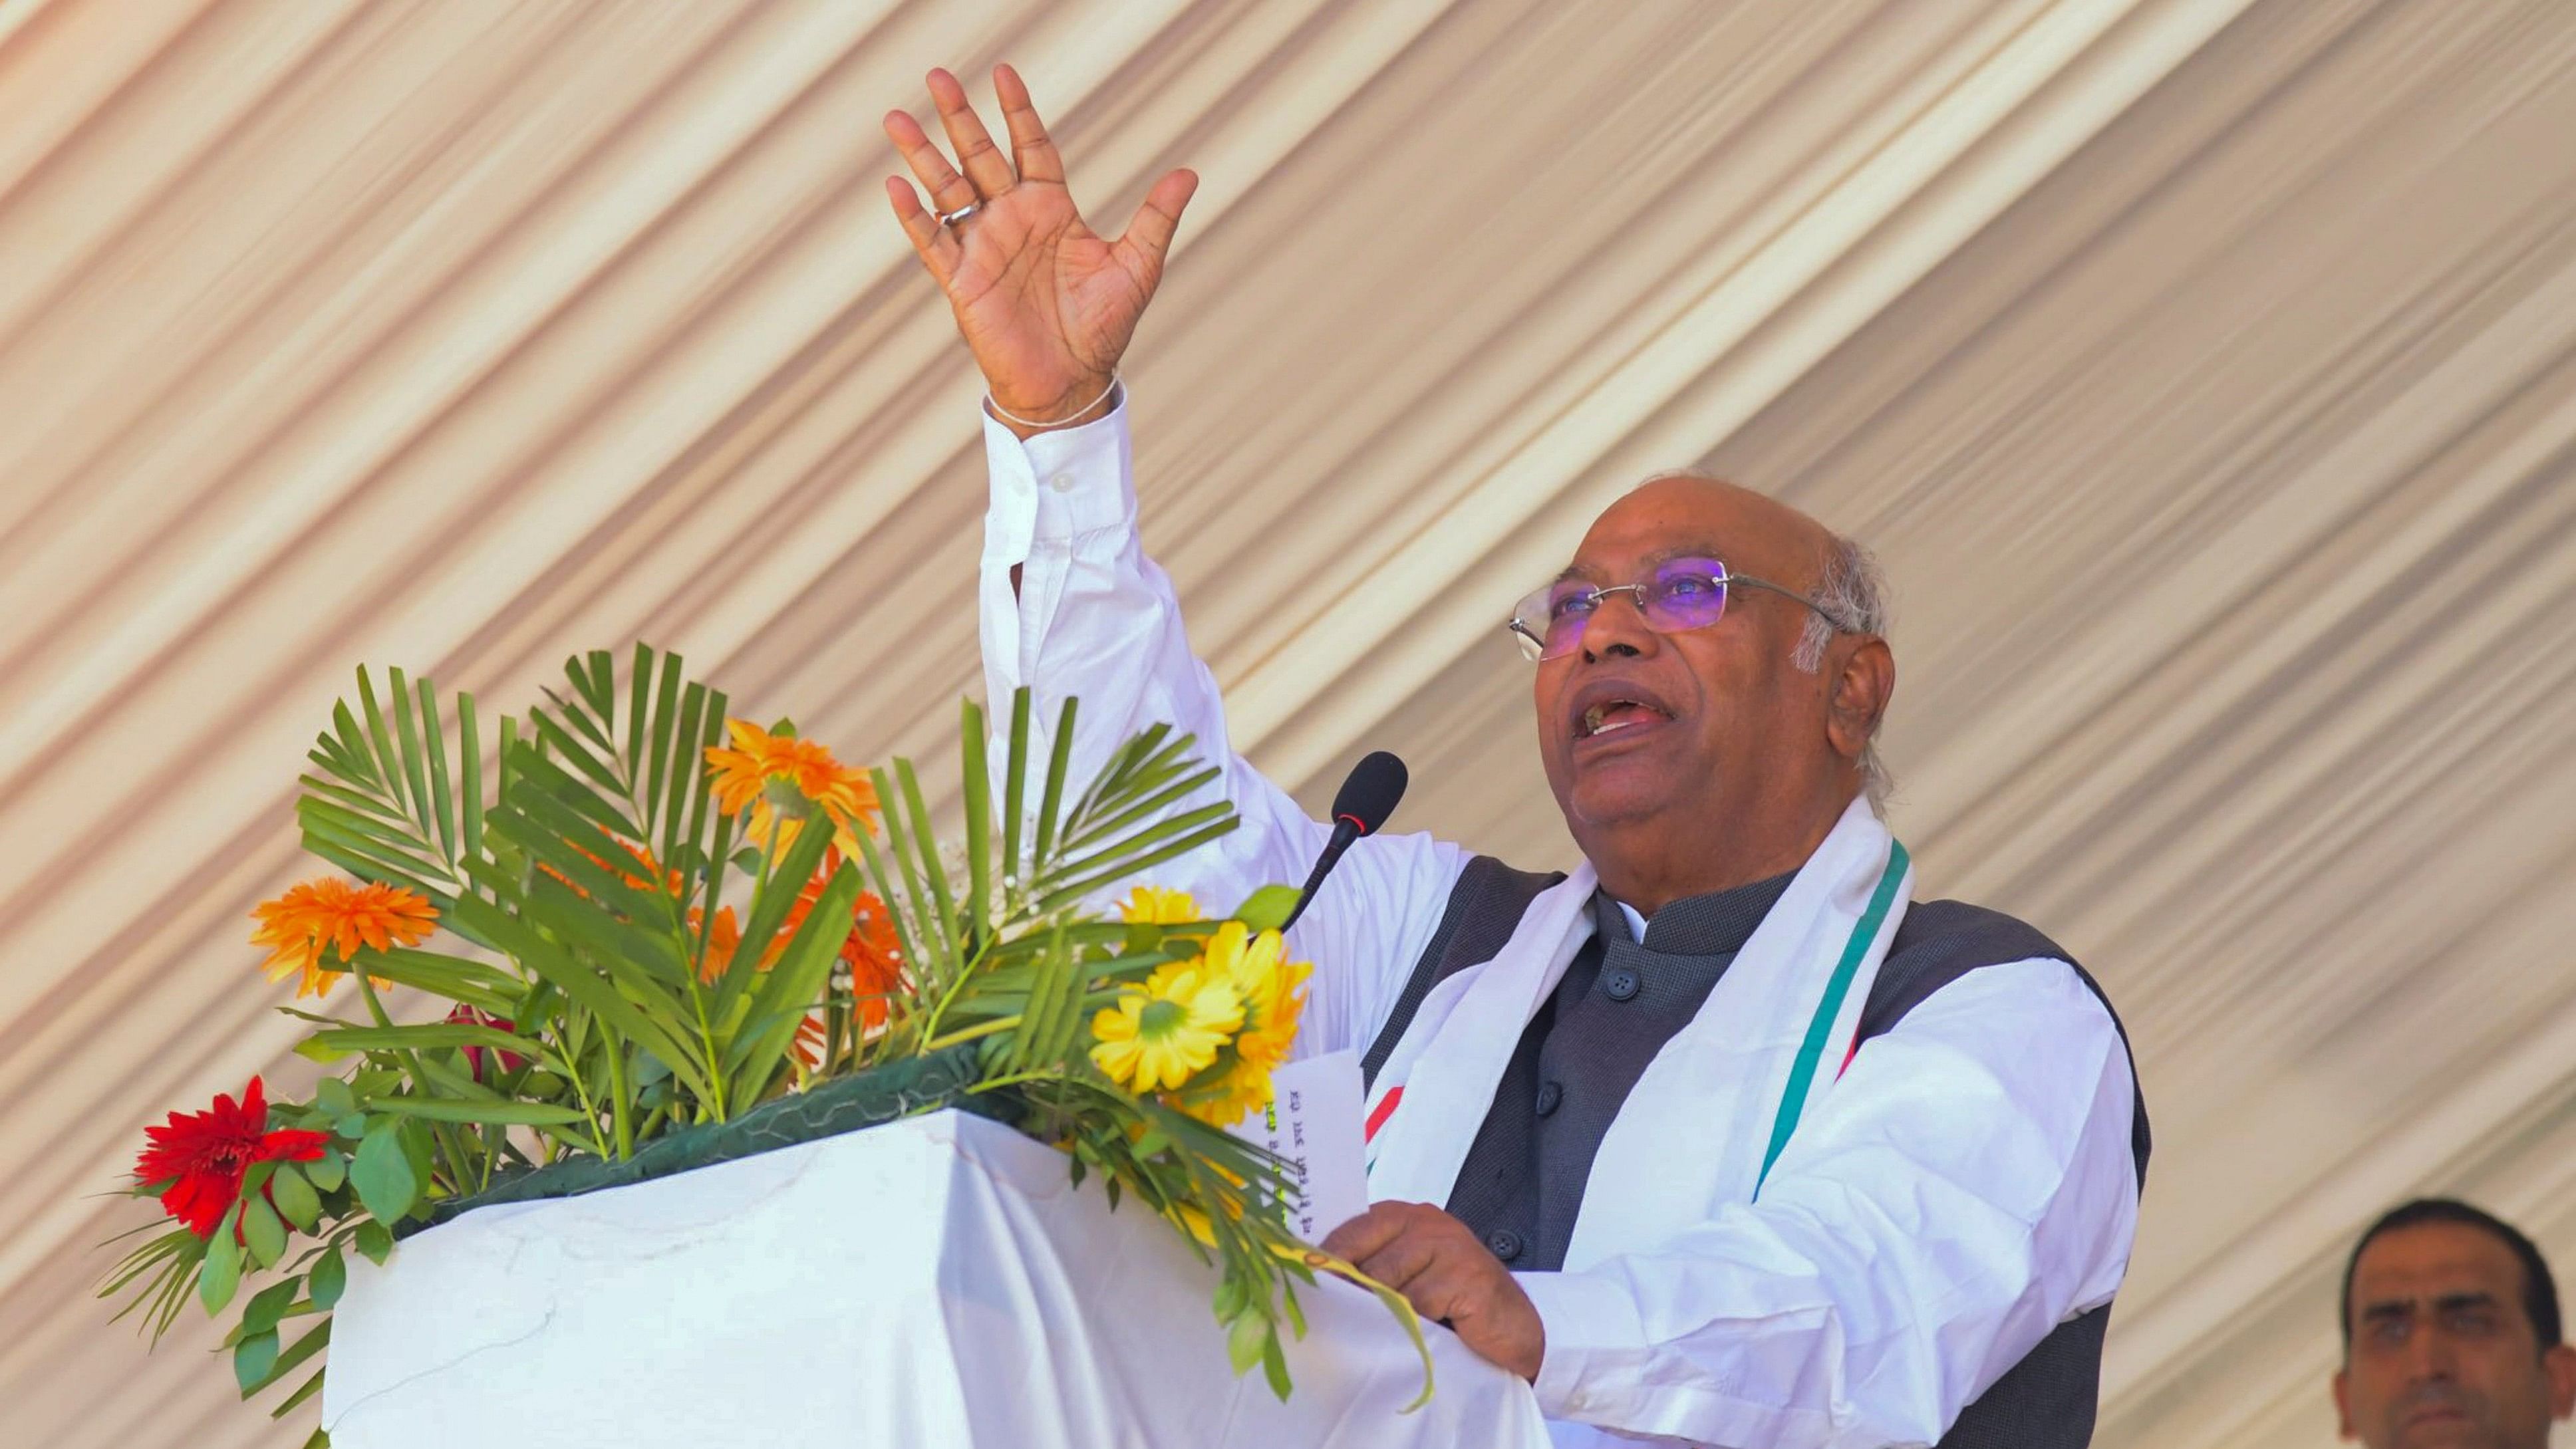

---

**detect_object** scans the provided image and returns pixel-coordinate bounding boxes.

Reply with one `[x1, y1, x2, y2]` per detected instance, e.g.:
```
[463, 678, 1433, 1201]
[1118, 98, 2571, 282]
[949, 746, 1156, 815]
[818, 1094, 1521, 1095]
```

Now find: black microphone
[1279, 751, 1408, 933]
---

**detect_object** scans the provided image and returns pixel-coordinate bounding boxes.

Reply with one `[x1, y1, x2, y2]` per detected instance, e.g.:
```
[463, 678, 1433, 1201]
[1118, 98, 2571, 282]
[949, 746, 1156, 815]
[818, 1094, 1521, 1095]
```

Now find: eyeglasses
[1506, 555, 1855, 662]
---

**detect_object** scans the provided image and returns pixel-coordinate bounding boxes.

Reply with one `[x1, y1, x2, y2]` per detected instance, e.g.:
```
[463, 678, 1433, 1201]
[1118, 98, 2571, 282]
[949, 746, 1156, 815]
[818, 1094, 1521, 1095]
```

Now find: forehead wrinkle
[1556, 542, 1733, 585]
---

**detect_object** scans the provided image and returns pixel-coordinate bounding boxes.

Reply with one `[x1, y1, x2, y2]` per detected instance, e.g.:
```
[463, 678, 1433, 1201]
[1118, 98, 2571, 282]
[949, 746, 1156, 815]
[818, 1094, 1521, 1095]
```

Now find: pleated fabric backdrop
[5, 2, 2575, 1444]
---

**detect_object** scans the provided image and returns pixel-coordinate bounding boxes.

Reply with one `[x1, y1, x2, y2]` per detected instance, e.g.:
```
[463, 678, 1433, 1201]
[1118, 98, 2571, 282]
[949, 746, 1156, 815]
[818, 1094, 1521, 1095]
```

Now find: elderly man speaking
[883, 66, 2147, 1449]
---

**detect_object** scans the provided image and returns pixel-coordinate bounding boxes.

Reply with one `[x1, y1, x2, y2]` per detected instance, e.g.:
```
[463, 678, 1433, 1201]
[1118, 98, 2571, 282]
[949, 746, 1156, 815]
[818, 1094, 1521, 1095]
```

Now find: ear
[1824, 635, 1895, 765]
[2545, 1342, 2576, 1418]
[2333, 1366, 2358, 1440]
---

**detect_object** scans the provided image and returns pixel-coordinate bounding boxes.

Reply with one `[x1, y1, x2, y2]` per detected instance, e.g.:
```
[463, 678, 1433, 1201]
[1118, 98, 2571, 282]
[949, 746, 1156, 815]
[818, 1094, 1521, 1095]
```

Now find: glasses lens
[1510, 581, 1599, 661]
[1644, 558, 1729, 633]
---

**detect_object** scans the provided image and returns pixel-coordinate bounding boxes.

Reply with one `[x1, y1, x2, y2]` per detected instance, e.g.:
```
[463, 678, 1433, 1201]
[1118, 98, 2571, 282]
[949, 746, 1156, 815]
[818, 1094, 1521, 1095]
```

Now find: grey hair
[1792, 534, 1894, 813]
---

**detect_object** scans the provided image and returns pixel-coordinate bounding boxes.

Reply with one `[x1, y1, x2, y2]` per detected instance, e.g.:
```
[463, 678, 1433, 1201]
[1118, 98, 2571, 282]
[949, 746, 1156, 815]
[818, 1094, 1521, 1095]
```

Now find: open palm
[885, 66, 1198, 426]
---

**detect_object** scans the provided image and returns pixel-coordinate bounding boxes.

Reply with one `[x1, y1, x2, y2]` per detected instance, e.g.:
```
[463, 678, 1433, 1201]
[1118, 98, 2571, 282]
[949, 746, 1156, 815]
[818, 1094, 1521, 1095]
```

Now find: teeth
[1581, 701, 1650, 737]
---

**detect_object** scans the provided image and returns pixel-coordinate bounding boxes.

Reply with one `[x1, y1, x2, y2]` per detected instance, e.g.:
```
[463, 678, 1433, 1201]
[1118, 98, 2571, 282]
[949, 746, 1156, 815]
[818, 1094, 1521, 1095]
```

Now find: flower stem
[922, 1013, 1019, 1054]
[605, 1042, 635, 1160]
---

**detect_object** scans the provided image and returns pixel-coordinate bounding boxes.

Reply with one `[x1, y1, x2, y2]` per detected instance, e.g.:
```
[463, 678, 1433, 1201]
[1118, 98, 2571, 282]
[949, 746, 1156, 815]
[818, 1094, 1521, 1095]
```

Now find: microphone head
[1330, 751, 1409, 837]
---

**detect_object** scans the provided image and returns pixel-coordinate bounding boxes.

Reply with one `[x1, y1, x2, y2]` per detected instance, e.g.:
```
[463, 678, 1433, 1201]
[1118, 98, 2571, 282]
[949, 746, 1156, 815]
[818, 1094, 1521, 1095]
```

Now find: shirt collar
[1605, 870, 1797, 956]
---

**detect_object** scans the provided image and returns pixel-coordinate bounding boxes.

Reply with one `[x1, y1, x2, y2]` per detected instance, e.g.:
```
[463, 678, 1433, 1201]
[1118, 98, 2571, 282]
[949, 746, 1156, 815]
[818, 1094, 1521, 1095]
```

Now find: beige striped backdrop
[6, 1, 2575, 1444]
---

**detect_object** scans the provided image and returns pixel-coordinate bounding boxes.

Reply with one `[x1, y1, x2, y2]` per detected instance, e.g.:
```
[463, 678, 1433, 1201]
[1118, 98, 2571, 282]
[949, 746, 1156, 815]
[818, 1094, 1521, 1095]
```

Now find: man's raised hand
[884, 65, 1197, 436]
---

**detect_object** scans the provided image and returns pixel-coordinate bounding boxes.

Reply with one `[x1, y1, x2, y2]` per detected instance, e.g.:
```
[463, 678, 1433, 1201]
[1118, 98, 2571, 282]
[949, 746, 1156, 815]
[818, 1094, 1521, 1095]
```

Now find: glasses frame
[1506, 560, 1859, 662]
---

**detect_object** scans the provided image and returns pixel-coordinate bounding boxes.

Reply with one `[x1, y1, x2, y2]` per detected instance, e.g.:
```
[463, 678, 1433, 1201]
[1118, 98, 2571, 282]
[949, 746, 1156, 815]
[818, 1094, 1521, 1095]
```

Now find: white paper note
[1225, 1049, 1368, 1242]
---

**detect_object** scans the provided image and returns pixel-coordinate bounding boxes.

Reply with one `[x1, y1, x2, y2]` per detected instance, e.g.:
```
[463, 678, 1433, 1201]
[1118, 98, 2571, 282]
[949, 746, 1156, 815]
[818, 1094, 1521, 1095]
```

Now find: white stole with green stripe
[1361, 796, 1913, 1273]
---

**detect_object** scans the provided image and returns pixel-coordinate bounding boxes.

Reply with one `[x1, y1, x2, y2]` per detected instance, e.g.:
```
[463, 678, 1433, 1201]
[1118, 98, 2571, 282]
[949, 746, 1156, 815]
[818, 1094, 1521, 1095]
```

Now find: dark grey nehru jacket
[1360, 857, 2150, 1449]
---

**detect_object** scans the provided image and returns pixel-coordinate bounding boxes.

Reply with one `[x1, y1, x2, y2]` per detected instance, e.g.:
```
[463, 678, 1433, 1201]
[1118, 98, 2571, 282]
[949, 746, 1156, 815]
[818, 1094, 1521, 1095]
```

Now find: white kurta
[976, 395, 2140, 1448]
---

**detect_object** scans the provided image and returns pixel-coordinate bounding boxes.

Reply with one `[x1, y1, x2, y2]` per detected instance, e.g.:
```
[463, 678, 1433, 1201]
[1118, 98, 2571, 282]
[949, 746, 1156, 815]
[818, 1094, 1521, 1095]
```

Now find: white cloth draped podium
[321, 1111, 1550, 1448]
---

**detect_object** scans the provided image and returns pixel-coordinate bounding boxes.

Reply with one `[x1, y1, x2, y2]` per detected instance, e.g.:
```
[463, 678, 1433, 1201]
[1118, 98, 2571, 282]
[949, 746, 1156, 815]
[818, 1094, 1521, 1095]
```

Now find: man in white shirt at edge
[881, 66, 2146, 1449]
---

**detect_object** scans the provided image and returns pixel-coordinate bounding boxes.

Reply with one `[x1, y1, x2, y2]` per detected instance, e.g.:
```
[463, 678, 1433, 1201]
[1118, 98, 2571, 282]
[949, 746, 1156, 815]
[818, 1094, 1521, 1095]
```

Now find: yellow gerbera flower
[1117, 885, 1201, 925]
[1090, 964, 1244, 1093]
[704, 719, 879, 854]
[1201, 923, 1309, 1071]
[1183, 1056, 1278, 1129]
[249, 877, 432, 999]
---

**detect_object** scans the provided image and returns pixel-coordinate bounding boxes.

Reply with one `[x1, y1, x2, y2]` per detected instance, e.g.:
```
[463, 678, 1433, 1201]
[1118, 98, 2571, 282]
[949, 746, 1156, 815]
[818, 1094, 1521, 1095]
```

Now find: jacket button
[1534, 1081, 1562, 1117]
[1485, 1228, 1524, 1262]
[1602, 967, 1641, 1001]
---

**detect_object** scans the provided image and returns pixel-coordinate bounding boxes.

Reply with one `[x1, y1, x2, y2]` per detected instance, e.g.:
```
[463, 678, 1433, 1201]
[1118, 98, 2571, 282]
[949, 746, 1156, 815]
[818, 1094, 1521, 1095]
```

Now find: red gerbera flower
[132, 1077, 331, 1239]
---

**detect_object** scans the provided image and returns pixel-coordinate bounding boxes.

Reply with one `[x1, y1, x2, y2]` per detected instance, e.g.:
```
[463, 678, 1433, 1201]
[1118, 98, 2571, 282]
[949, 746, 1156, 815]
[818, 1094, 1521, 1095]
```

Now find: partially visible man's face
[1530, 477, 1836, 843]
[2337, 1222, 2576, 1448]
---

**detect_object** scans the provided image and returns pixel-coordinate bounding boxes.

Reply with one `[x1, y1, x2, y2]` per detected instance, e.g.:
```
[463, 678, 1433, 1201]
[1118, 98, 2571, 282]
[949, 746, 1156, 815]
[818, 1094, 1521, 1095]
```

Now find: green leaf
[1260, 1326, 1293, 1401]
[267, 1161, 321, 1232]
[308, 1242, 347, 1311]
[233, 1329, 281, 1394]
[1226, 1302, 1270, 1375]
[724, 861, 860, 1101]
[1036, 811, 1240, 913]
[348, 945, 520, 1016]
[326, 700, 383, 790]
[420, 676, 458, 864]
[353, 1220, 393, 1266]
[356, 667, 408, 814]
[313, 1022, 556, 1069]
[643, 650, 682, 844]
[1002, 688, 1032, 892]
[368, 1096, 588, 1126]
[1032, 696, 1079, 872]
[273, 1367, 327, 1420]
[867, 765, 945, 978]
[305, 1146, 346, 1193]
[446, 886, 708, 1102]
[241, 1276, 301, 1337]
[625, 642, 655, 783]
[716, 795, 835, 995]
[461, 690, 484, 880]
[1231, 886, 1301, 934]
[247, 1315, 333, 1400]
[503, 741, 642, 844]
[389, 667, 434, 856]
[529, 706, 632, 805]
[352, 1121, 418, 1225]
[200, 1206, 243, 1315]
[315, 1079, 358, 1120]
[674, 692, 723, 881]
[894, 758, 956, 952]
[241, 1196, 288, 1269]
[962, 697, 992, 940]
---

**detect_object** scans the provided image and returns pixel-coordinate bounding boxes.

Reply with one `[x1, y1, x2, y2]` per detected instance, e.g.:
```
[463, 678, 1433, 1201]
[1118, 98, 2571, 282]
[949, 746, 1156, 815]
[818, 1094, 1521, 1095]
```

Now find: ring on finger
[936, 200, 980, 228]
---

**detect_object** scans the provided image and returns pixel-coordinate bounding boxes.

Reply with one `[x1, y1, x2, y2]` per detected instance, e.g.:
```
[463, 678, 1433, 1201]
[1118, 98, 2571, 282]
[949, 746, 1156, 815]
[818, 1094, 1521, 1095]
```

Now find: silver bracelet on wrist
[984, 374, 1119, 432]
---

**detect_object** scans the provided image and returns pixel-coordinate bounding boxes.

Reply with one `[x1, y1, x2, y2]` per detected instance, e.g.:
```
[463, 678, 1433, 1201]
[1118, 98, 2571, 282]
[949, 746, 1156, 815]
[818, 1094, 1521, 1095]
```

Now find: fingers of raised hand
[1117, 168, 1200, 274]
[926, 66, 1016, 199]
[992, 63, 1066, 185]
[883, 176, 958, 278]
[883, 108, 979, 216]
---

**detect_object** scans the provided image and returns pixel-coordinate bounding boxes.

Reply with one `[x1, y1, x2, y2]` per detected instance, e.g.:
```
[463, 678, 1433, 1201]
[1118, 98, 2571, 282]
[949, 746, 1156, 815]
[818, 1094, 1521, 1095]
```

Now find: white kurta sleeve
[1515, 958, 2140, 1448]
[977, 394, 1470, 1056]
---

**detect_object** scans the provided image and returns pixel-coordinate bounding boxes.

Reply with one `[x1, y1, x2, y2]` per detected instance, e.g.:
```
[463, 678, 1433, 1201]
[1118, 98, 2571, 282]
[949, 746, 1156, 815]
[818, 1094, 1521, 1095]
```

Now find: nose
[2405, 1323, 2460, 1383]
[1580, 585, 1661, 662]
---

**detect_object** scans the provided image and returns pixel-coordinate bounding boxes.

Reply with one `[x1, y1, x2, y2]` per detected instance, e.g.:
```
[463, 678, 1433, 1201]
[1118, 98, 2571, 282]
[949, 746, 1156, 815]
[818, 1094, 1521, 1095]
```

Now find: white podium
[323, 1109, 1550, 1448]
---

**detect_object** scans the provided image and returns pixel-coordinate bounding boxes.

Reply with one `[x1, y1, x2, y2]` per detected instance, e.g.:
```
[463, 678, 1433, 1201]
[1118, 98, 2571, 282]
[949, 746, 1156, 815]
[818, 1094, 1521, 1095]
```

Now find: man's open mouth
[1578, 700, 1671, 738]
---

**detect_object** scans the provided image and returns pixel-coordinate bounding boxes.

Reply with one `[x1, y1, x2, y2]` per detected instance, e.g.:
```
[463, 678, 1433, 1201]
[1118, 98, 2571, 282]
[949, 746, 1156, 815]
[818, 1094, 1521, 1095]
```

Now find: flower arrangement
[101, 645, 1426, 1445]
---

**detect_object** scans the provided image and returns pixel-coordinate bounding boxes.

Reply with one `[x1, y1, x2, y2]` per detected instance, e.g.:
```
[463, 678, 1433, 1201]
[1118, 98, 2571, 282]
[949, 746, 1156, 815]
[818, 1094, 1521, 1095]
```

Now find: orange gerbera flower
[792, 1013, 827, 1071]
[249, 877, 435, 999]
[688, 903, 744, 984]
[704, 720, 878, 855]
